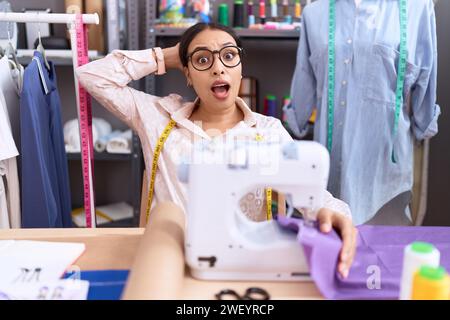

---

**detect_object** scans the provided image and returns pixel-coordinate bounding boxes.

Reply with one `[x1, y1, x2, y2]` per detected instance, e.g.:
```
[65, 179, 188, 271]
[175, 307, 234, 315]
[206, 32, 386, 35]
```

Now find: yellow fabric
[71, 207, 114, 222]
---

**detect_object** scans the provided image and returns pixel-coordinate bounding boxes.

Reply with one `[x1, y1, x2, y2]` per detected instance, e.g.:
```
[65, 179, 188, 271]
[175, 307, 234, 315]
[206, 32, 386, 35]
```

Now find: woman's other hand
[316, 208, 358, 279]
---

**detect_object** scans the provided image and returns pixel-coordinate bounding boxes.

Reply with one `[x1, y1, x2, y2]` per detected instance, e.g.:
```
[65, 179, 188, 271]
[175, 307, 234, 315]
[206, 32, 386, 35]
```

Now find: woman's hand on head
[162, 43, 183, 71]
[316, 208, 357, 279]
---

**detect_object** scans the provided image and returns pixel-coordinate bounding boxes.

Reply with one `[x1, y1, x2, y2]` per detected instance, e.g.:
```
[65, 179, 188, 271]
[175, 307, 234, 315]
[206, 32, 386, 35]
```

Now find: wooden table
[0, 228, 322, 299]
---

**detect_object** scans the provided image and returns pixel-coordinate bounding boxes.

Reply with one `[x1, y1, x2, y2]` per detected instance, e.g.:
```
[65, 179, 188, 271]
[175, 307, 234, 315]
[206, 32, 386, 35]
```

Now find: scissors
[215, 287, 270, 300]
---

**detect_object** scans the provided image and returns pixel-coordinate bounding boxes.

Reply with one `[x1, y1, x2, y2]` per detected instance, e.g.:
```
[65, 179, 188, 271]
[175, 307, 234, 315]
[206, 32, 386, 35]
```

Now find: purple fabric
[277, 216, 450, 300]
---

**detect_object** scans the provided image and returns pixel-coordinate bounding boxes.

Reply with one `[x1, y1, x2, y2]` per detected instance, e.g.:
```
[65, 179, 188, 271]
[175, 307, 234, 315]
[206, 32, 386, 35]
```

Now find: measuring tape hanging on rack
[74, 14, 96, 228]
[145, 122, 275, 224]
[327, 0, 407, 163]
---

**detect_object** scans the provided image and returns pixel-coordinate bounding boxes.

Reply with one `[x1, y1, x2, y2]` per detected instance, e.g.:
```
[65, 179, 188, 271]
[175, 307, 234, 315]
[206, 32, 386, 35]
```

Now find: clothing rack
[0, 12, 98, 24]
[0, 12, 99, 228]
[0, 12, 99, 69]
[17, 49, 100, 59]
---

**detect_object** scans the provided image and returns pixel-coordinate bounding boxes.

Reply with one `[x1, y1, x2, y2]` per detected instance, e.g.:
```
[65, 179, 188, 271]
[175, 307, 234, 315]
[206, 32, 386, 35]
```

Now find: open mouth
[211, 82, 231, 100]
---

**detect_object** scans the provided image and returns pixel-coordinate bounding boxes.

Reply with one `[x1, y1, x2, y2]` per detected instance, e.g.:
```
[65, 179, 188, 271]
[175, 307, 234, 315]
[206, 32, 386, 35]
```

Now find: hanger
[0, 18, 23, 92]
[5, 26, 19, 69]
[36, 12, 50, 71]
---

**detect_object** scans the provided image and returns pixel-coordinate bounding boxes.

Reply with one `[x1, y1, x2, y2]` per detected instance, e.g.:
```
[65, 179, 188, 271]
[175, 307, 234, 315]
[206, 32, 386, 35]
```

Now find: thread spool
[281, 95, 291, 125]
[295, 0, 302, 18]
[248, 0, 254, 15]
[264, 94, 277, 117]
[247, 1, 254, 26]
[218, 3, 229, 26]
[233, 0, 245, 28]
[282, 95, 291, 107]
[412, 266, 450, 300]
[282, 0, 289, 16]
[270, 0, 277, 18]
[399, 242, 440, 300]
[259, 0, 266, 24]
[248, 15, 256, 26]
[282, 0, 291, 23]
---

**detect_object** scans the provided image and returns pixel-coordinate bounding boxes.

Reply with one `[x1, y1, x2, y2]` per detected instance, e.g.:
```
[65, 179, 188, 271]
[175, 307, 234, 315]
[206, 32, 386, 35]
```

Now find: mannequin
[285, 0, 440, 225]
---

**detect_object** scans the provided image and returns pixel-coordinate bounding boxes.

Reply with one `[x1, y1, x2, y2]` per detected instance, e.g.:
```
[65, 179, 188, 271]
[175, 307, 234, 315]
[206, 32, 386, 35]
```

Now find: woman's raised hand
[162, 43, 183, 71]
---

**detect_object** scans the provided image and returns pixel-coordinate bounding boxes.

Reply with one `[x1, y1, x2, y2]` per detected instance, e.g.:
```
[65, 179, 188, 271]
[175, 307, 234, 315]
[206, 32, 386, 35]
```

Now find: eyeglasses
[188, 45, 243, 71]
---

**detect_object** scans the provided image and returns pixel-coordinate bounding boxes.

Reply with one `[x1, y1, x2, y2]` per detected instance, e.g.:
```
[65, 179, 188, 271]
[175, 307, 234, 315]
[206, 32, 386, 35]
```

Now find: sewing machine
[178, 134, 330, 281]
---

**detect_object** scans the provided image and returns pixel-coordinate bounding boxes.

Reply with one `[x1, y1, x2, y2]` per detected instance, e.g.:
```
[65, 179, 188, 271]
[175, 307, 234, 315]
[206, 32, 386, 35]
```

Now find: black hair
[179, 22, 242, 67]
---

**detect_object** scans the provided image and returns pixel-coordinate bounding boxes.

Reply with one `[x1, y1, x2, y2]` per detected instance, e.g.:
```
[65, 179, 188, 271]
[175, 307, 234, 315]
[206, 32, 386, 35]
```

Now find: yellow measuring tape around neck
[266, 188, 273, 220]
[145, 118, 177, 224]
[145, 122, 273, 224]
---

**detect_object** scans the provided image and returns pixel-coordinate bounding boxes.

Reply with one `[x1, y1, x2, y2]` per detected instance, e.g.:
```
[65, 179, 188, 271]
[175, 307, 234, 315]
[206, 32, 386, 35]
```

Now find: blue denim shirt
[284, 0, 440, 224]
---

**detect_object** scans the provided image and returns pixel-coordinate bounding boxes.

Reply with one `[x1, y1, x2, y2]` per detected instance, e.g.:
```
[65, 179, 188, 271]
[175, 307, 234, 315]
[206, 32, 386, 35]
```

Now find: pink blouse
[76, 49, 351, 220]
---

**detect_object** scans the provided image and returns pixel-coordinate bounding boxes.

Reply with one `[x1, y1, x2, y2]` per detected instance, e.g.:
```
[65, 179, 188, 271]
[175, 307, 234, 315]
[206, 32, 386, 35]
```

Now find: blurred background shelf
[152, 27, 300, 39]
[96, 217, 135, 228]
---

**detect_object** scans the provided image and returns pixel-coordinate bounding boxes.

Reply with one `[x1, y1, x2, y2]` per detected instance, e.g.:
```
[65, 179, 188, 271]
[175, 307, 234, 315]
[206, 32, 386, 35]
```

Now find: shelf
[16, 49, 104, 66]
[66, 152, 133, 161]
[97, 217, 136, 228]
[72, 217, 136, 228]
[237, 28, 300, 38]
[151, 27, 300, 39]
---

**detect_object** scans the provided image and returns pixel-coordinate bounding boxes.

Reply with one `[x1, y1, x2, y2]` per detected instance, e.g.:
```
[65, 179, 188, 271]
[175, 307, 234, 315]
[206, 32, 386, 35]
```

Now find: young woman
[76, 23, 357, 278]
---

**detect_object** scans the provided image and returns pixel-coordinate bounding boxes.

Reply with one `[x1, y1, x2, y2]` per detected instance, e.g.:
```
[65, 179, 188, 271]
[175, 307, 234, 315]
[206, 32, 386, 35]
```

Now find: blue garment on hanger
[20, 51, 72, 228]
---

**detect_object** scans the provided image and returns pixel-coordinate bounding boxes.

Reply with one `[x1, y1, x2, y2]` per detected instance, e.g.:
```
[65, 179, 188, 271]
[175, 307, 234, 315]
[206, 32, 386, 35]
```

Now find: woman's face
[184, 29, 242, 111]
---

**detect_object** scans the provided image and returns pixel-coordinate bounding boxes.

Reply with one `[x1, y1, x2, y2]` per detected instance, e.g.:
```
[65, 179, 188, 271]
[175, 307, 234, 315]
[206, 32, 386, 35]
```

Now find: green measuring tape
[327, 0, 407, 163]
[327, 0, 336, 153]
[393, 0, 408, 163]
